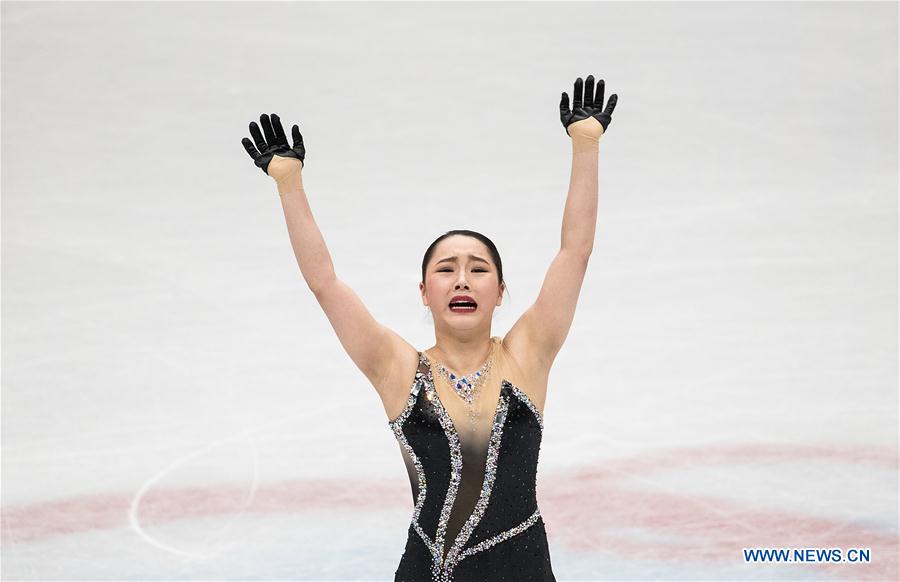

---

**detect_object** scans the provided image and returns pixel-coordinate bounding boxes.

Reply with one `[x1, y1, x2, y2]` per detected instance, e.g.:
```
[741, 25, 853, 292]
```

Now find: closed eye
[438, 268, 488, 272]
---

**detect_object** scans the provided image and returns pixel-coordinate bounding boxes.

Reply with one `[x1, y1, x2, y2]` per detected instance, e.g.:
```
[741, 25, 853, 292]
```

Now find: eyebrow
[435, 255, 490, 265]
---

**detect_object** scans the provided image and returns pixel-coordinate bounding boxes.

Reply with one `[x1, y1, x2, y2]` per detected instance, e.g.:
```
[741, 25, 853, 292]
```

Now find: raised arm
[505, 76, 618, 369]
[241, 113, 408, 393]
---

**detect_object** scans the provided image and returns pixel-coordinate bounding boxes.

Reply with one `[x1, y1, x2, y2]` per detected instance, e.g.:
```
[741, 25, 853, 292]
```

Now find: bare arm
[277, 176, 336, 293]
[560, 143, 600, 254]
[279, 175, 409, 388]
[506, 142, 597, 368]
[505, 76, 617, 367]
[279, 179, 410, 390]
[241, 113, 409, 392]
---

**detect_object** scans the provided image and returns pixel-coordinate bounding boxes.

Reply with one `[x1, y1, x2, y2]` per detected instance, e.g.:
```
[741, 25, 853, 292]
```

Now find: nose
[454, 274, 470, 289]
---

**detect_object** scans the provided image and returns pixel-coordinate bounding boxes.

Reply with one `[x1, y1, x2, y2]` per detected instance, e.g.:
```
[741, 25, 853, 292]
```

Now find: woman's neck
[427, 334, 495, 375]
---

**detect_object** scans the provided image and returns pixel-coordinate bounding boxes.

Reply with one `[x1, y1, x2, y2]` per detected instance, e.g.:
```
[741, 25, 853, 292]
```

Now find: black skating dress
[388, 336, 556, 581]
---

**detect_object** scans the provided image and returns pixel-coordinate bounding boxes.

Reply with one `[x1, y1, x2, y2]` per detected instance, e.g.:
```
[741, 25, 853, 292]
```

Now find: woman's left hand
[559, 75, 618, 145]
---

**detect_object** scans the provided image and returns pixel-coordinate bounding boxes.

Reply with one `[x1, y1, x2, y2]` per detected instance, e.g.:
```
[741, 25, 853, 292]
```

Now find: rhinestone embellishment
[432, 353, 493, 406]
[457, 507, 542, 561]
[440, 391, 510, 578]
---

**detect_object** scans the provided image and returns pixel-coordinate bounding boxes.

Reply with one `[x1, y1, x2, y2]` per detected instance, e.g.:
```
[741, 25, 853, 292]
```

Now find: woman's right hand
[241, 113, 306, 190]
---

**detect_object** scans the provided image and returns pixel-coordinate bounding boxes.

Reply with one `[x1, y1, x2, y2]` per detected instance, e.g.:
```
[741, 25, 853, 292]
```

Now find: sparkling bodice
[388, 342, 553, 582]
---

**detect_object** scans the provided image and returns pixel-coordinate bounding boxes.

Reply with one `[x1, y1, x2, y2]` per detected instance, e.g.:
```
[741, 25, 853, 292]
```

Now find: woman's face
[420, 235, 504, 330]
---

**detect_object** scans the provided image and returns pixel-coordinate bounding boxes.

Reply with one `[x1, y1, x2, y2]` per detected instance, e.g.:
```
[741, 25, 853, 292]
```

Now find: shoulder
[500, 327, 553, 381]
[497, 332, 552, 412]
[375, 332, 423, 422]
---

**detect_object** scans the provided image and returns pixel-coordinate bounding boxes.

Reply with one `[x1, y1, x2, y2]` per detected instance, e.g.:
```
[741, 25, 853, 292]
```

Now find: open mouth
[449, 301, 477, 313]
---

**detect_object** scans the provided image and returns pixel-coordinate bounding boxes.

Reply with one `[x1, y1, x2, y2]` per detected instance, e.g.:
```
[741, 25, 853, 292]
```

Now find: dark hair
[421, 230, 508, 298]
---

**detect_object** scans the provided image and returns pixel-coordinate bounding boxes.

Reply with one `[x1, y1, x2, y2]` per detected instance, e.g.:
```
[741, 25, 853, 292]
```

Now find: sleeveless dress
[388, 336, 556, 581]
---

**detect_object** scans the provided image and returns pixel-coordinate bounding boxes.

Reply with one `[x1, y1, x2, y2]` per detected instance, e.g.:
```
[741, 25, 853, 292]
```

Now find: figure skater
[241, 74, 617, 582]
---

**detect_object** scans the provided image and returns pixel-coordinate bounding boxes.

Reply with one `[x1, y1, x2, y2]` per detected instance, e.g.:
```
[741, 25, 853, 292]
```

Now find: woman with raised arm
[241, 74, 617, 582]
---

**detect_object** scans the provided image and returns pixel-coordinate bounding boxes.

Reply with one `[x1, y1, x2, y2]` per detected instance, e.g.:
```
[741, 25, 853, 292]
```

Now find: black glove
[559, 75, 618, 137]
[241, 113, 306, 175]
